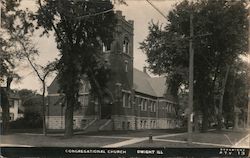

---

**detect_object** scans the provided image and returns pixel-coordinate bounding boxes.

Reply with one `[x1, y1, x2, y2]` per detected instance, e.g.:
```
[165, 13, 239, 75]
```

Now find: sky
[12, 0, 181, 93]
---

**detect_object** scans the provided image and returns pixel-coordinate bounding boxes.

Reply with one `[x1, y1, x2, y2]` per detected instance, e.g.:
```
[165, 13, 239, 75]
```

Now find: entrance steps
[84, 119, 113, 132]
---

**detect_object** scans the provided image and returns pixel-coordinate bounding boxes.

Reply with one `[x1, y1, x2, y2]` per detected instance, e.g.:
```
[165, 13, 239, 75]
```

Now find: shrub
[10, 112, 42, 129]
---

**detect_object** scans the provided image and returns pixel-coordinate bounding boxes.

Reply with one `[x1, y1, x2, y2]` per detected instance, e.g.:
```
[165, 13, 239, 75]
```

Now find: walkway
[233, 134, 250, 148]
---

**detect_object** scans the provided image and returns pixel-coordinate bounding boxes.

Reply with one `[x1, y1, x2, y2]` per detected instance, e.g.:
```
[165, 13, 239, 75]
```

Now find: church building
[46, 11, 178, 131]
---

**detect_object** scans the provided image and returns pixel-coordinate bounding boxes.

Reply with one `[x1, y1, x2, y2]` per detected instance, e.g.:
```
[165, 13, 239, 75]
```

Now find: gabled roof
[47, 76, 60, 94]
[133, 68, 167, 97]
[48, 68, 168, 98]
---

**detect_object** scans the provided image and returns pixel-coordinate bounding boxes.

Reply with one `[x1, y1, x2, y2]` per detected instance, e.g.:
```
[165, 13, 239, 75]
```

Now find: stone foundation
[46, 115, 97, 129]
[112, 115, 136, 130]
[157, 118, 177, 129]
[111, 115, 177, 130]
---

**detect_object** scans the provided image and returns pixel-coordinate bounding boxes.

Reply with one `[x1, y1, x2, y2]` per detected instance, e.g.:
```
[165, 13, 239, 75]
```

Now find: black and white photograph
[0, 0, 250, 157]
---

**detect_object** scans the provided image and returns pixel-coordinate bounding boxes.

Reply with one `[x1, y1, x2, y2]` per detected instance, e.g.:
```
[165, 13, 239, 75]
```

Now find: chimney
[143, 66, 147, 73]
[128, 20, 134, 26]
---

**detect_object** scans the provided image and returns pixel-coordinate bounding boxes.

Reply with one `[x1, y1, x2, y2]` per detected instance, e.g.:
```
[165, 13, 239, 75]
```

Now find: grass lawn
[2, 128, 247, 148]
[78, 128, 187, 137]
[1, 134, 128, 147]
[160, 130, 248, 145]
[125, 140, 215, 148]
[9, 128, 186, 137]
[125, 129, 249, 147]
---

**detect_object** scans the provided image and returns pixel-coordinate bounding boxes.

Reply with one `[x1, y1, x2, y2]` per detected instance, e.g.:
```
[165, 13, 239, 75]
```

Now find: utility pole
[187, 12, 194, 145]
[0, 0, 2, 28]
[247, 1, 250, 149]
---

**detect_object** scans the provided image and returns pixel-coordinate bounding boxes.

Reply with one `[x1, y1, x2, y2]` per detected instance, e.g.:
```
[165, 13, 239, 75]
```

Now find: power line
[146, 0, 167, 19]
[61, 8, 114, 20]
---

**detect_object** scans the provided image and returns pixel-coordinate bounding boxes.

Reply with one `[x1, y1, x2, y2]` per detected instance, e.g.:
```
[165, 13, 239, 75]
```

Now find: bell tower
[100, 10, 134, 119]
[104, 10, 134, 94]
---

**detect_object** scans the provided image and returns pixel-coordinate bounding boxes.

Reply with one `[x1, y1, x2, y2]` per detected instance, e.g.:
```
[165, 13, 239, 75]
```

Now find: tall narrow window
[124, 60, 128, 72]
[123, 38, 129, 54]
[128, 95, 131, 108]
[140, 99, 143, 111]
[122, 93, 126, 107]
[144, 99, 147, 111]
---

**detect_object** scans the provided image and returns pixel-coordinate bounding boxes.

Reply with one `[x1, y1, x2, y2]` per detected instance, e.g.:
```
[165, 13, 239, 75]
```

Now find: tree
[141, 0, 248, 131]
[223, 59, 250, 128]
[0, 0, 33, 134]
[16, 35, 57, 135]
[36, 0, 117, 137]
[18, 89, 43, 114]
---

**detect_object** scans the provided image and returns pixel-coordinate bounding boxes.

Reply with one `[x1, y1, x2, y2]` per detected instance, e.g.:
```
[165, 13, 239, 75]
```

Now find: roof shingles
[133, 68, 167, 97]
[48, 68, 168, 98]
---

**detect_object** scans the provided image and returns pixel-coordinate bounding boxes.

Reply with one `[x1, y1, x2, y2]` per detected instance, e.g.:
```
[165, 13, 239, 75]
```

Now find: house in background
[46, 11, 179, 131]
[0, 88, 24, 122]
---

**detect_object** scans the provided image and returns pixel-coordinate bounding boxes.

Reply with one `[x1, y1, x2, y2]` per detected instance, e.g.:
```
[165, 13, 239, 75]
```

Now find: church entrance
[101, 103, 111, 119]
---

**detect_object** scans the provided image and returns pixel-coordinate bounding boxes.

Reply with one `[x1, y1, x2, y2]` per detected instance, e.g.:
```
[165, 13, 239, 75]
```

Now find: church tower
[103, 10, 134, 92]
[101, 11, 135, 129]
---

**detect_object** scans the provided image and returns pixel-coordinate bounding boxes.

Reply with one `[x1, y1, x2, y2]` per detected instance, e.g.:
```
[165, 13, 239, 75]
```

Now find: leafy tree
[223, 59, 250, 128]
[36, 0, 117, 137]
[18, 89, 43, 115]
[141, 0, 248, 131]
[0, 0, 33, 134]
[16, 35, 57, 135]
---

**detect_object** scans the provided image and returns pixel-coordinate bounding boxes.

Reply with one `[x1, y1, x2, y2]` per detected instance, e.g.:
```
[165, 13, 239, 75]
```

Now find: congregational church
[46, 11, 178, 131]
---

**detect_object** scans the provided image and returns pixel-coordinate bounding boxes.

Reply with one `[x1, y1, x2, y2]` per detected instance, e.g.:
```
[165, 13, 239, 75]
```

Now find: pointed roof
[48, 68, 168, 98]
[133, 68, 168, 97]
[47, 75, 60, 94]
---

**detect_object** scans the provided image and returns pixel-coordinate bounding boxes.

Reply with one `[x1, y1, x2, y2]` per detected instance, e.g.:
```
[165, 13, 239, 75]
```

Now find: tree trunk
[1, 77, 13, 135]
[200, 97, 209, 132]
[1, 91, 10, 135]
[42, 82, 47, 136]
[194, 114, 199, 132]
[217, 65, 230, 130]
[64, 95, 74, 138]
[201, 112, 209, 132]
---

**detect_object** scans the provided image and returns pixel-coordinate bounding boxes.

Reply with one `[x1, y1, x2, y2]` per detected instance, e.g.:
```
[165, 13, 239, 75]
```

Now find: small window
[127, 122, 130, 130]
[9, 113, 14, 121]
[9, 100, 14, 108]
[122, 121, 125, 130]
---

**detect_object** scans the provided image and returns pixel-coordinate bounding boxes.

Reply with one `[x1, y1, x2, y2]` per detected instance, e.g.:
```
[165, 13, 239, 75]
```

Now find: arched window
[123, 37, 129, 54]
[102, 42, 111, 52]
